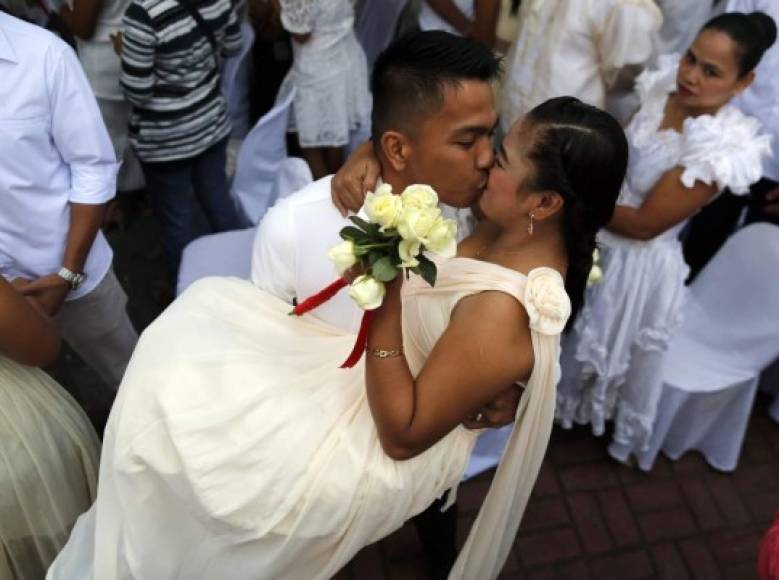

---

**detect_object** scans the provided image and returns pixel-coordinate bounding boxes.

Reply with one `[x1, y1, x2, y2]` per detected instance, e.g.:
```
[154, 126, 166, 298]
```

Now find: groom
[251, 31, 515, 579]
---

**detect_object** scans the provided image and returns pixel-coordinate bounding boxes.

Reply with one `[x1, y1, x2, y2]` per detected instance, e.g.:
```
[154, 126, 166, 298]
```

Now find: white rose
[401, 184, 438, 210]
[524, 268, 571, 335]
[424, 217, 457, 258]
[398, 239, 421, 268]
[327, 240, 358, 275]
[364, 186, 403, 230]
[348, 275, 386, 310]
[397, 206, 440, 243]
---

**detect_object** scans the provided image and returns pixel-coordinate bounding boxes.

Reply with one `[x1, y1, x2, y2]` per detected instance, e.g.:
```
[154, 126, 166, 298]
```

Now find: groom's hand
[463, 385, 522, 430]
[331, 141, 380, 216]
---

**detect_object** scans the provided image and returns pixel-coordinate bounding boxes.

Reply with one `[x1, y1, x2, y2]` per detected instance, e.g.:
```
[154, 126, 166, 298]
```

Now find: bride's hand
[462, 384, 522, 429]
[331, 141, 380, 217]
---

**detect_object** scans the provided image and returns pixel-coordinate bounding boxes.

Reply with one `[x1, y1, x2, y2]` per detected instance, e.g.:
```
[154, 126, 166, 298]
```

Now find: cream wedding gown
[48, 257, 568, 580]
[0, 357, 100, 580]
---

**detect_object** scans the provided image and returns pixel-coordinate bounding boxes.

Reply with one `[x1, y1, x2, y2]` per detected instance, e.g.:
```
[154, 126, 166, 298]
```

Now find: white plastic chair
[221, 20, 255, 141]
[177, 159, 312, 296]
[230, 87, 297, 225]
[636, 223, 779, 471]
[176, 227, 256, 296]
[270, 157, 313, 204]
[354, 0, 407, 72]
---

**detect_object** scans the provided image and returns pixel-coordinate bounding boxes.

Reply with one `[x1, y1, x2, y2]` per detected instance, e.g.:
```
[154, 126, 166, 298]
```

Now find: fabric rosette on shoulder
[523, 268, 571, 336]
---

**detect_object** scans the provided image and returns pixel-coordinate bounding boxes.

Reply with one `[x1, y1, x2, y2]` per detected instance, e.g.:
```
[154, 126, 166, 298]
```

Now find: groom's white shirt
[252, 176, 364, 333]
[252, 175, 476, 334]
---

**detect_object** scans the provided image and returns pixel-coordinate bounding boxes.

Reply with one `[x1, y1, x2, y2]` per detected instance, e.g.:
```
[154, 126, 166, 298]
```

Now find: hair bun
[749, 11, 778, 51]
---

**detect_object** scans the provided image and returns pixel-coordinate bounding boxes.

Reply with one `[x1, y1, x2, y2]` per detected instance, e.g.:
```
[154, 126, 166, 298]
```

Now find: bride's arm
[608, 167, 717, 240]
[365, 280, 533, 460]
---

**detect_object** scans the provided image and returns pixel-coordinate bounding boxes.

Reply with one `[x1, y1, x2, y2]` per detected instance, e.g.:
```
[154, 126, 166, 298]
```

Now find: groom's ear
[379, 130, 413, 172]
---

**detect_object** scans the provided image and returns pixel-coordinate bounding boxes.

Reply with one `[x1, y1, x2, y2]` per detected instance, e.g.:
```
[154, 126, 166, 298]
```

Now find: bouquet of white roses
[290, 183, 457, 367]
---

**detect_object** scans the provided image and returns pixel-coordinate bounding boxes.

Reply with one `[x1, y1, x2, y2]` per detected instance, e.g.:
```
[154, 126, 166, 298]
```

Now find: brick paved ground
[59, 198, 779, 580]
[336, 394, 779, 580]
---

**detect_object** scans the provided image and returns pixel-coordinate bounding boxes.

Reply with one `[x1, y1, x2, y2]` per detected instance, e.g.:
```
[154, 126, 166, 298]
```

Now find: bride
[48, 97, 627, 580]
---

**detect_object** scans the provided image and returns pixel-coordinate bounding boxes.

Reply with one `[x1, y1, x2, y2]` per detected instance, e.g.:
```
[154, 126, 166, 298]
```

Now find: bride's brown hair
[522, 97, 628, 329]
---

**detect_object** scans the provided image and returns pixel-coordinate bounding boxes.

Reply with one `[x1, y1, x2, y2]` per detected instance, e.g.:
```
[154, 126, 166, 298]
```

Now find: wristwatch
[57, 267, 86, 290]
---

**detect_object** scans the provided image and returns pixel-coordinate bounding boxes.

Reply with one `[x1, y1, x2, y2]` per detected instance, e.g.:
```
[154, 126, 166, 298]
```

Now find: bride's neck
[475, 220, 568, 273]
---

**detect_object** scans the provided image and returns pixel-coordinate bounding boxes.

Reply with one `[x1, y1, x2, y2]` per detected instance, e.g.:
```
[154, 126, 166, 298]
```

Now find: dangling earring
[527, 213, 535, 236]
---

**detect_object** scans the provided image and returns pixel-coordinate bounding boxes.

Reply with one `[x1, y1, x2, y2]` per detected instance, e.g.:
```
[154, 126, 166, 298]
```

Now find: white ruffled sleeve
[678, 107, 773, 195]
[279, 0, 318, 35]
[598, 0, 662, 82]
[634, 53, 679, 104]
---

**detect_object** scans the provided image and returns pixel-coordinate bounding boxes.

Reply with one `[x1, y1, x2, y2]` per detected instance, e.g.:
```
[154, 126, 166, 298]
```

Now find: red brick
[589, 549, 655, 579]
[672, 453, 711, 476]
[707, 526, 765, 565]
[679, 478, 725, 530]
[550, 431, 608, 465]
[724, 561, 762, 579]
[557, 558, 592, 580]
[637, 508, 697, 542]
[745, 491, 779, 523]
[740, 431, 776, 465]
[705, 474, 753, 526]
[650, 542, 691, 580]
[532, 462, 562, 497]
[679, 538, 724, 580]
[560, 463, 618, 492]
[521, 497, 570, 531]
[731, 464, 779, 496]
[625, 480, 685, 512]
[516, 528, 581, 567]
[567, 493, 612, 553]
[597, 489, 642, 547]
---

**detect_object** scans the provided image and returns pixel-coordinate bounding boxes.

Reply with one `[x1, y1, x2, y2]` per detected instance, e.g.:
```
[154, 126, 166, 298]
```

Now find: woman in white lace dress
[278, 0, 371, 179]
[557, 12, 775, 466]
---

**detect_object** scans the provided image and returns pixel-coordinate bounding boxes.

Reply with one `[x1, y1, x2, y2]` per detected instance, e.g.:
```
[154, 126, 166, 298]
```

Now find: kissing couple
[49, 31, 628, 580]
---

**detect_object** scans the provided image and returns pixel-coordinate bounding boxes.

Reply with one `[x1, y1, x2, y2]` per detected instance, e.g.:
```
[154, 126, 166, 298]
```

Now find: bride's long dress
[48, 257, 567, 580]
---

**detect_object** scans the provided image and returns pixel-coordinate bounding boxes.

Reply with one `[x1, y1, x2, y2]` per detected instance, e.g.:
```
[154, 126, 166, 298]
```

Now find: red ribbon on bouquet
[290, 278, 374, 368]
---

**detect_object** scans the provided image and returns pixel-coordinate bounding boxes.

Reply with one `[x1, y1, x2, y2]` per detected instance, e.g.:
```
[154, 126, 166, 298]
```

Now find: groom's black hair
[370, 30, 502, 144]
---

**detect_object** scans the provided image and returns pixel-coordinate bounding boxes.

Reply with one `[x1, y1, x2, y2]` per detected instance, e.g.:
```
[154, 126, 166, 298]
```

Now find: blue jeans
[141, 139, 240, 276]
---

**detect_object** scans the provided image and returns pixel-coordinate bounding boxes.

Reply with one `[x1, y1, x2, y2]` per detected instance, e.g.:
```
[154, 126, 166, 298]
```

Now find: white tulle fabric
[556, 54, 771, 460]
[0, 356, 100, 580]
[278, 0, 371, 148]
[48, 258, 567, 580]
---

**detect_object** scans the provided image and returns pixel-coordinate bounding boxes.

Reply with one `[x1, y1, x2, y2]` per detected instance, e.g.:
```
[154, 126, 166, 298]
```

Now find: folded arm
[608, 167, 718, 241]
[365, 281, 533, 460]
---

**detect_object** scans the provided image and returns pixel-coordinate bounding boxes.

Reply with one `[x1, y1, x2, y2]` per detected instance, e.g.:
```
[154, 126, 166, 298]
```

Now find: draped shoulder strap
[448, 267, 570, 580]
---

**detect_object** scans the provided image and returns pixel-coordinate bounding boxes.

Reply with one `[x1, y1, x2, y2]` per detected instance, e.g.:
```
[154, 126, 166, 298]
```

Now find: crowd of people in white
[1, 0, 778, 579]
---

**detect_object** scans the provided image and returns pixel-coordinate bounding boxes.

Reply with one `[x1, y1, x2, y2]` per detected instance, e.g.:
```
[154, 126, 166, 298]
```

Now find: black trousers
[683, 177, 779, 283]
[412, 495, 459, 580]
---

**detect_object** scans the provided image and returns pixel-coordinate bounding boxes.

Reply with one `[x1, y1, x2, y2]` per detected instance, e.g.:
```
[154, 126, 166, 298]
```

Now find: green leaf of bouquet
[368, 250, 384, 265]
[339, 226, 369, 244]
[371, 257, 399, 282]
[349, 216, 372, 231]
[417, 254, 437, 287]
[380, 227, 398, 239]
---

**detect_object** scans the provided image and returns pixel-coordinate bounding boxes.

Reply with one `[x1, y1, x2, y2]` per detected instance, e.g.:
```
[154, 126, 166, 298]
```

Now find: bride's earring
[528, 213, 535, 236]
